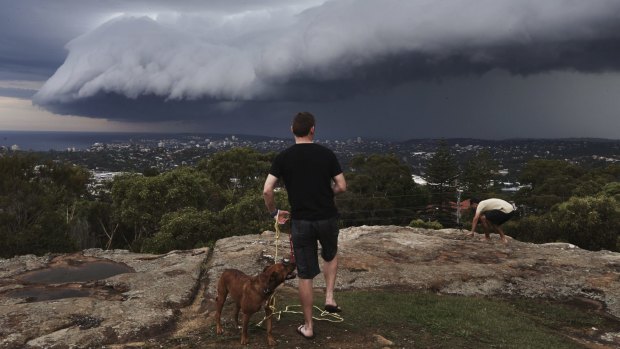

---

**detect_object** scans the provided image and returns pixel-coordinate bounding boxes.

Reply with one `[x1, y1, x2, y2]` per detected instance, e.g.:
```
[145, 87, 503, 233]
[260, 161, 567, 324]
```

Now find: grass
[158, 288, 620, 348]
[289, 289, 618, 348]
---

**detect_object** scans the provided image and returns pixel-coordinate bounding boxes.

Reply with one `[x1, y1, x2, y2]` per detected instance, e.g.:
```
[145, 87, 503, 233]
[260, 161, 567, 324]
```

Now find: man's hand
[275, 210, 290, 224]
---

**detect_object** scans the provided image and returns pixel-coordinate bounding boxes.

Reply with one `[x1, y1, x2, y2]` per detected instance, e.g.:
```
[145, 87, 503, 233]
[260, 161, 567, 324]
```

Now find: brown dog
[215, 260, 296, 345]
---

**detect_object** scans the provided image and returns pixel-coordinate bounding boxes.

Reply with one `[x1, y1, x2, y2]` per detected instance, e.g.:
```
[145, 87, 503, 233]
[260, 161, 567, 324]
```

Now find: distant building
[412, 174, 427, 185]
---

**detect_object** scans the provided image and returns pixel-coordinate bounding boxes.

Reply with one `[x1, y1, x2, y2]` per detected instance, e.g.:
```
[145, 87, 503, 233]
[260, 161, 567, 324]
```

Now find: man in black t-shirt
[263, 112, 347, 340]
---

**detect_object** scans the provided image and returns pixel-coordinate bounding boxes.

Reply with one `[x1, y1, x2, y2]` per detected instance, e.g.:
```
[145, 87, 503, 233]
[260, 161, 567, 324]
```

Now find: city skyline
[1, 0, 620, 140]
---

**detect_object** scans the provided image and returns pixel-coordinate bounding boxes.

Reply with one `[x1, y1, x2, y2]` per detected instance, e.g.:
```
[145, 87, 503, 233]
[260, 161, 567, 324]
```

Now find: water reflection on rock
[3, 254, 135, 303]
[7, 286, 91, 302]
[16, 260, 134, 284]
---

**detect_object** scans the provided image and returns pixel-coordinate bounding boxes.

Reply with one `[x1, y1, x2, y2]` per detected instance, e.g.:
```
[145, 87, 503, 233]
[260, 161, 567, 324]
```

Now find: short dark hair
[470, 198, 481, 205]
[292, 112, 315, 137]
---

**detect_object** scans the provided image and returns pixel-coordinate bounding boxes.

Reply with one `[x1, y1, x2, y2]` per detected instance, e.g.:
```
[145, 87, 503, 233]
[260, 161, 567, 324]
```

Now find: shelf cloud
[29, 0, 620, 122]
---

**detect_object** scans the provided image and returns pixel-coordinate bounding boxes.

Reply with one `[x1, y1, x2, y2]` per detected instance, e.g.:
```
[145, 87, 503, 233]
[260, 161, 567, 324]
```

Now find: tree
[198, 148, 274, 199]
[0, 154, 90, 257]
[217, 191, 286, 238]
[507, 162, 620, 251]
[552, 196, 620, 251]
[601, 182, 620, 201]
[461, 149, 499, 198]
[425, 140, 459, 204]
[111, 167, 226, 251]
[339, 154, 428, 226]
[572, 165, 620, 198]
[504, 214, 558, 244]
[143, 208, 218, 253]
[515, 160, 585, 212]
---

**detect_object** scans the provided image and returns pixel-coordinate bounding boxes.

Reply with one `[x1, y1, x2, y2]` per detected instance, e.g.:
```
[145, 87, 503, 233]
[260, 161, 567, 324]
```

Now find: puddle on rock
[16, 260, 135, 284]
[5, 283, 126, 303]
[6, 287, 91, 302]
[2, 255, 134, 302]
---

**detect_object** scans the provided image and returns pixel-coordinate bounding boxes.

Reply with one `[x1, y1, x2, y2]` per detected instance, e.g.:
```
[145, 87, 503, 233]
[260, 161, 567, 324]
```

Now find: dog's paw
[216, 327, 224, 335]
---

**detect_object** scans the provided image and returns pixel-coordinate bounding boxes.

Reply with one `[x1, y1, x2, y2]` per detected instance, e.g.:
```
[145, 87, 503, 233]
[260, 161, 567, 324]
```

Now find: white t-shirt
[475, 198, 515, 215]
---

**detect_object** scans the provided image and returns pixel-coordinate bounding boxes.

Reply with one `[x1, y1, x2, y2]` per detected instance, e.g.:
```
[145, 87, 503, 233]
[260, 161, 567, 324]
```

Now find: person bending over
[469, 198, 516, 243]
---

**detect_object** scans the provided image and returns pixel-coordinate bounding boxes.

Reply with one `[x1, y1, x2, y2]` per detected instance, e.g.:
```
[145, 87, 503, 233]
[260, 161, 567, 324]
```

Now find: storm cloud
[32, 0, 620, 122]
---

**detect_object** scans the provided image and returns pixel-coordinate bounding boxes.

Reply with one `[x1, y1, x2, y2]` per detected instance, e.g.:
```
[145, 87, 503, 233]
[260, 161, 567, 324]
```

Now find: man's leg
[318, 217, 340, 309]
[494, 224, 508, 243]
[323, 255, 338, 307]
[298, 279, 314, 336]
[479, 216, 492, 240]
[494, 211, 515, 244]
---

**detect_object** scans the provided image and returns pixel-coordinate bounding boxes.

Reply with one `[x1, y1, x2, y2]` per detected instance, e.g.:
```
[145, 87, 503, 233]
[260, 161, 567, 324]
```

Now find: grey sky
[1, 0, 619, 139]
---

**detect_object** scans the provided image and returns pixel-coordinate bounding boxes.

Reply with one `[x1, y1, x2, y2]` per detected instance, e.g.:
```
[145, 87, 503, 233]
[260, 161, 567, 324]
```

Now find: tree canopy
[338, 154, 428, 226]
[2, 149, 619, 257]
[0, 154, 90, 257]
[425, 140, 459, 204]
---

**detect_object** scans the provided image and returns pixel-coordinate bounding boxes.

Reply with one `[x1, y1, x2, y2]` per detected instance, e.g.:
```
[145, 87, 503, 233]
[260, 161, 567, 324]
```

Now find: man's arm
[469, 212, 480, 237]
[263, 174, 289, 223]
[263, 174, 279, 214]
[332, 173, 346, 195]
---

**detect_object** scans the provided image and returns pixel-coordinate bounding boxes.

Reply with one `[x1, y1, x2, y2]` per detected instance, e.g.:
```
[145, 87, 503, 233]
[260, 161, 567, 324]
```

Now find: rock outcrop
[209, 227, 620, 317]
[0, 248, 208, 348]
[2, 226, 620, 348]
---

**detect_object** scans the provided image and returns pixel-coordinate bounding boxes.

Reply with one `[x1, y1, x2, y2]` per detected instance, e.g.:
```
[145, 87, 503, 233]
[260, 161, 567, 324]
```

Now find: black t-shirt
[270, 143, 342, 220]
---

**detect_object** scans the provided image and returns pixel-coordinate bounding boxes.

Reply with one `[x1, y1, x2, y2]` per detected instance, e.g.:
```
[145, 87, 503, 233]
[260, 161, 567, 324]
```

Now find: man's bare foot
[479, 236, 491, 242]
[468, 232, 474, 238]
[501, 237, 508, 244]
[296, 324, 315, 339]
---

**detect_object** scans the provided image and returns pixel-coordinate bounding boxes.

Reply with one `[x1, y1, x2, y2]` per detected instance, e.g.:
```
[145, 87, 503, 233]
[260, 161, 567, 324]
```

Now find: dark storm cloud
[23, 0, 620, 124]
[0, 87, 37, 100]
[39, 93, 220, 121]
[0, 80, 40, 99]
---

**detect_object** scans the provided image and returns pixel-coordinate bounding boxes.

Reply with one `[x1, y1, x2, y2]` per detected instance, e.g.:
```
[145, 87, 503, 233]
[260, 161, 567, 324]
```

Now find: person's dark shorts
[483, 210, 515, 226]
[291, 216, 339, 279]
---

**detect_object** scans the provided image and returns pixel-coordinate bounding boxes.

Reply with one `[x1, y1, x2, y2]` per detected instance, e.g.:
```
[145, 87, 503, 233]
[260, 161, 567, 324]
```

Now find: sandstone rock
[0, 248, 208, 349]
[2, 226, 620, 348]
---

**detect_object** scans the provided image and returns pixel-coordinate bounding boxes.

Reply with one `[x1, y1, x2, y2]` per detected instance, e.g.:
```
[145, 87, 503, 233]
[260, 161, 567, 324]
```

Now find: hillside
[1, 226, 620, 348]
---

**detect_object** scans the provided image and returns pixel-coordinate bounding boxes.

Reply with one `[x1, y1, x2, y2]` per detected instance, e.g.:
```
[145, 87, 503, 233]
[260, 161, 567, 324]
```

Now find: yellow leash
[256, 219, 343, 326]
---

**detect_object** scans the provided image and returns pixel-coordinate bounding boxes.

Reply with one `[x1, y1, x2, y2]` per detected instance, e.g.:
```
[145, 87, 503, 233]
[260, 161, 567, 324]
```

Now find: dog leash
[256, 218, 343, 326]
[272, 212, 295, 263]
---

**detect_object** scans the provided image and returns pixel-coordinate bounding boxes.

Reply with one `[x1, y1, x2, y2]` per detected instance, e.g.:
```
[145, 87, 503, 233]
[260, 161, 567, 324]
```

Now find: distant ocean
[0, 131, 172, 151]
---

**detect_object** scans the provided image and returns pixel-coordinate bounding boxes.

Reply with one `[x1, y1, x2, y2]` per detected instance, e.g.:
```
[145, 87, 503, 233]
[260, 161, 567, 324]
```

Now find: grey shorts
[291, 217, 339, 279]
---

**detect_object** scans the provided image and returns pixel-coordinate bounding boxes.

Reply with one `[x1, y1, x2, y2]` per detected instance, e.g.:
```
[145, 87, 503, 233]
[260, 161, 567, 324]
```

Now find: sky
[1, 0, 620, 140]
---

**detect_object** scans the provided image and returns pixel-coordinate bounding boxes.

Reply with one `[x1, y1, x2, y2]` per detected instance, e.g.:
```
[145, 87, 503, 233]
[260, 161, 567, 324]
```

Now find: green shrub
[217, 191, 288, 238]
[601, 182, 620, 201]
[552, 195, 620, 251]
[142, 208, 218, 253]
[504, 214, 559, 244]
[409, 219, 443, 230]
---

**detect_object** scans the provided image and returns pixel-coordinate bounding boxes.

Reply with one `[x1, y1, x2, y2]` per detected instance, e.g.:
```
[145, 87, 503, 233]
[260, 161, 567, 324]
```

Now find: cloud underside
[33, 0, 620, 122]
